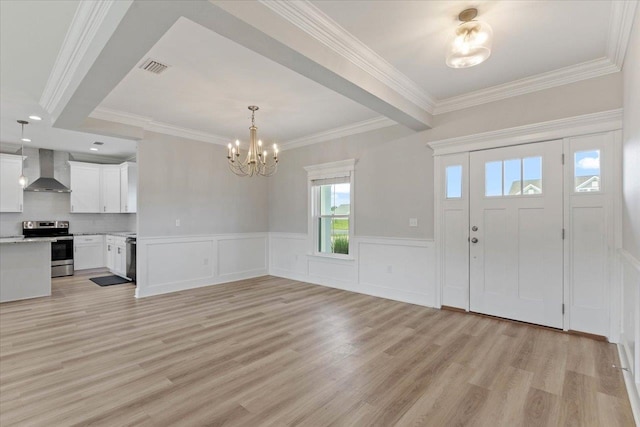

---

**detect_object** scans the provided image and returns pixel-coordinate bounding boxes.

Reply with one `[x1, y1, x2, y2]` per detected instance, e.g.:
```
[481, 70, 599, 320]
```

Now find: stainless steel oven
[23, 221, 74, 277]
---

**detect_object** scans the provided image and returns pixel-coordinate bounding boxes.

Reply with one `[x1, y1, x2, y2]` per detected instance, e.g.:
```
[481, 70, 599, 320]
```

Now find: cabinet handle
[71, 205, 74, 212]
[108, 245, 111, 251]
[125, 205, 127, 212]
[104, 206, 106, 212]
[117, 247, 121, 254]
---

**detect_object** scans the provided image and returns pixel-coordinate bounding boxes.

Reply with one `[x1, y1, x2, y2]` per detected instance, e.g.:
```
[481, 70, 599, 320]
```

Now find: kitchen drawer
[74, 235, 103, 244]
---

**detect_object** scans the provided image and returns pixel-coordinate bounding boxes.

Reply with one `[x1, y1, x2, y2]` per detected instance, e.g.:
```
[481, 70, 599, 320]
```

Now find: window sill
[307, 253, 355, 262]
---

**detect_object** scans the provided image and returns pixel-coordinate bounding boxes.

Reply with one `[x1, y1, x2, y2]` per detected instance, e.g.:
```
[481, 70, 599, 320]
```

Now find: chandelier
[446, 8, 493, 69]
[227, 106, 278, 177]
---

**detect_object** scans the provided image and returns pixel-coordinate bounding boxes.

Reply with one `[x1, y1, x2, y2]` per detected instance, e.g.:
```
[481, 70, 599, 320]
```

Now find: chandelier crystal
[446, 8, 493, 69]
[227, 106, 278, 177]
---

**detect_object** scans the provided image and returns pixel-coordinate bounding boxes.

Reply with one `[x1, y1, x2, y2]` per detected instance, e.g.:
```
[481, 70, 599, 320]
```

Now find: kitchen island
[0, 238, 54, 303]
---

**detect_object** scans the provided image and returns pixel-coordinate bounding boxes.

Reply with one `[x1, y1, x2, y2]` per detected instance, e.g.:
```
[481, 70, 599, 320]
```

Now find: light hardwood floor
[0, 271, 634, 426]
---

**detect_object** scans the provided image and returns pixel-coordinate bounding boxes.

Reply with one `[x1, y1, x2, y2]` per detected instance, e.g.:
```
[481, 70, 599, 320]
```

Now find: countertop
[0, 237, 59, 244]
[72, 231, 136, 237]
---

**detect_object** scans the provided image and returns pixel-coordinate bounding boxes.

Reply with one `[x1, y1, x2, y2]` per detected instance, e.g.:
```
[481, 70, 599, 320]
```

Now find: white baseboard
[618, 343, 640, 426]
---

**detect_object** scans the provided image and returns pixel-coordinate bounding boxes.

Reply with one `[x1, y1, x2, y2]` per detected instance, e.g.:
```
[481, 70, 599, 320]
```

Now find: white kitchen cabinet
[120, 162, 137, 213]
[74, 235, 105, 270]
[0, 154, 24, 212]
[69, 162, 101, 213]
[106, 235, 128, 278]
[105, 236, 115, 271]
[101, 166, 121, 213]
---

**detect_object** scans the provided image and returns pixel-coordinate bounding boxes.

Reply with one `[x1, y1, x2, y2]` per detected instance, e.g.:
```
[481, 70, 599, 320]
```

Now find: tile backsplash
[0, 191, 135, 236]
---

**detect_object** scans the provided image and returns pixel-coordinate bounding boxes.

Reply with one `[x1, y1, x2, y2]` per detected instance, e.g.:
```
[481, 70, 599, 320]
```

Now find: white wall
[619, 7, 640, 421]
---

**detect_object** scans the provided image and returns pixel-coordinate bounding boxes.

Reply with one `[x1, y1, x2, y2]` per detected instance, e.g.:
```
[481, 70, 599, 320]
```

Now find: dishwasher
[125, 236, 137, 282]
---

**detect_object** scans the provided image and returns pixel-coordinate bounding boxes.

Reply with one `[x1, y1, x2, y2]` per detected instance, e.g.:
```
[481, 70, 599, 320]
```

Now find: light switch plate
[409, 218, 418, 227]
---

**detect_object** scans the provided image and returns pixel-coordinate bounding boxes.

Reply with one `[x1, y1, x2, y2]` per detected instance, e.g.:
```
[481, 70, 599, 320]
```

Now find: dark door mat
[90, 275, 132, 286]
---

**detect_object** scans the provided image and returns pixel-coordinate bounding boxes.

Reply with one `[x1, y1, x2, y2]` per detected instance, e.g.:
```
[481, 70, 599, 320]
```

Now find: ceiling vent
[139, 58, 169, 74]
[93, 141, 104, 145]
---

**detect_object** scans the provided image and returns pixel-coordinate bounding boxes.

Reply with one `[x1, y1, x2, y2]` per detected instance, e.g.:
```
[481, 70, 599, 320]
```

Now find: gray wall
[623, 11, 640, 260]
[0, 146, 135, 236]
[424, 72, 623, 143]
[269, 72, 623, 240]
[268, 125, 430, 238]
[137, 131, 268, 237]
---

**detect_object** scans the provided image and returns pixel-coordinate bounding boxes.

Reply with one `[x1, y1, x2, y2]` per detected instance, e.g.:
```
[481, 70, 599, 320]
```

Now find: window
[485, 156, 543, 197]
[574, 150, 600, 192]
[445, 165, 462, 198]
[305, 159, 355, 258]
[315, 181, 350, 255]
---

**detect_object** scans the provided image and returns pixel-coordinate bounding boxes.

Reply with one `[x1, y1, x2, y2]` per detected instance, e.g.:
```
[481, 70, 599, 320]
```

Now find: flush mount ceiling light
[446, 8, 493, 69]
[17, 120, 29, 188]
[28, 115, 42, 121]
[226, 106, 279, 177]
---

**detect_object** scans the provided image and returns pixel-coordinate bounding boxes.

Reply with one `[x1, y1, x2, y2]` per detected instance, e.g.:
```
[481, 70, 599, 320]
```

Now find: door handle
[471, 237, 479, 243]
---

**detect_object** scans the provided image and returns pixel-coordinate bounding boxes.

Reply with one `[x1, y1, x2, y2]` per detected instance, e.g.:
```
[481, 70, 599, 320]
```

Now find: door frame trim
[432, 110, 623, 341]
[428, 109, 622, 156]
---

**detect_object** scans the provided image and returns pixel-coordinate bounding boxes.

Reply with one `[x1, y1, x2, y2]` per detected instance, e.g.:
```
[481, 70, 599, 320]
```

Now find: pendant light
[17, 120, 29, 188]
[446, 8, 493, 69]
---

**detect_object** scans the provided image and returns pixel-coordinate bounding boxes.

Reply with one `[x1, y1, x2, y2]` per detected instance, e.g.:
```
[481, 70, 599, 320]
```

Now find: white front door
[469, 140, 564, 328]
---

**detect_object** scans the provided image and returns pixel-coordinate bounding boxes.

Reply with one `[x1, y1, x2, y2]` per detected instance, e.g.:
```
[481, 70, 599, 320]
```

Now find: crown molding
[280, 116, 396, 151]
[434, 58, 619, 115]
[607, 0, 639, 69]
[259, 0, 436, 113]
[39, 0, 119, 115]
[428, 109, 623, 156]
[90, 107, 230, 146]
[92, 107, 397, 152]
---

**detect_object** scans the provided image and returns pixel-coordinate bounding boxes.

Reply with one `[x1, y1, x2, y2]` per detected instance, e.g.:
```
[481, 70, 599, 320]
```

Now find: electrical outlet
[175, 219, 181, 227]
[409, 218, 418, 227]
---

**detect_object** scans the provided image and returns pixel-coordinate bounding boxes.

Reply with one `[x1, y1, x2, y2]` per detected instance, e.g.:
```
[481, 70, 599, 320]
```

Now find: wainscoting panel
[136, 233, 268, 298]
[218, 235, 268, 278]
[269, 233, 436, 307]
[618, 249, 640, 423]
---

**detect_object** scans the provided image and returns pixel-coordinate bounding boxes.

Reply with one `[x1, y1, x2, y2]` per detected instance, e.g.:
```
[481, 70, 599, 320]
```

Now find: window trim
[305, 159, 356, 260]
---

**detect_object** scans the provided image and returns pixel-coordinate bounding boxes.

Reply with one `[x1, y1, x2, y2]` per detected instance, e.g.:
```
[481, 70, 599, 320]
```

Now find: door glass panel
[503, 159, 521, 195]
[574, 150, 600, 192]
[522, 156, 543, 195]
[445, 165, 462, 198]
[485, 161, 502, 197]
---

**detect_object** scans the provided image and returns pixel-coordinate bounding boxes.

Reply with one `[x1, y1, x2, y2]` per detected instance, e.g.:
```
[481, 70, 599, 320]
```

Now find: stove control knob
[25, 221, 34, 229]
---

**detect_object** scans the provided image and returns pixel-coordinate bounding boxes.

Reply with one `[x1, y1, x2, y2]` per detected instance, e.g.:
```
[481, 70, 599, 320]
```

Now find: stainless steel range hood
[24, 149, 71, 193]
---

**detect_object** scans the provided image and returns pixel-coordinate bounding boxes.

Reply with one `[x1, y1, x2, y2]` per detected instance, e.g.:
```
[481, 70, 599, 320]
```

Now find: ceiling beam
[46, 0, 431, 134]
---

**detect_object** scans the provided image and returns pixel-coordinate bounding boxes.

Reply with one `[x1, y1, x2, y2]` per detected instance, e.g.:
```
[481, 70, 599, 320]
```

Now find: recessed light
[90, 147, 99, 151]
[21, 138, 31, 142]
[28, 115, 42, 121]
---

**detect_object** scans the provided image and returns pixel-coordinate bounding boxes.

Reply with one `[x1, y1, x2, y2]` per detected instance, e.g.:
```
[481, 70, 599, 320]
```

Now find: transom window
[485, 156, 542, 197]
